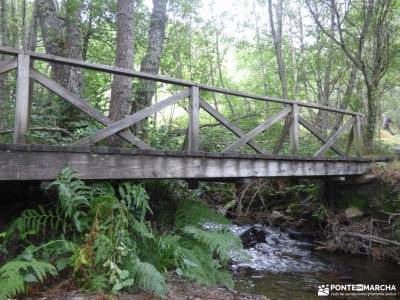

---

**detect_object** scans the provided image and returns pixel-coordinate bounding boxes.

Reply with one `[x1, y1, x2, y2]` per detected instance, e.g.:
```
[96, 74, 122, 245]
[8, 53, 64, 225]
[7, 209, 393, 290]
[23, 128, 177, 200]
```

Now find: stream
[227, 224, 400, 299]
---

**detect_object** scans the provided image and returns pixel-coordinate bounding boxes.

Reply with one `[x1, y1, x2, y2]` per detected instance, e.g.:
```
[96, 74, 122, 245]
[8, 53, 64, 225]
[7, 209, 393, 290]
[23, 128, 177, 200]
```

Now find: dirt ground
[25, 274, 268, 300]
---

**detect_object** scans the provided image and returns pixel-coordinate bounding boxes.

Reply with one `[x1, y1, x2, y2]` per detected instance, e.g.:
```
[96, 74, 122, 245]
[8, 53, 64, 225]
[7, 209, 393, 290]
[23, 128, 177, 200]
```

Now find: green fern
[85, 274, 109, 292]
[119, 183, 152, 221]
[48, 167, 92, 232]
[8, 206, 62, 239]
[3, 167, 243, 296]
[130, 218, 155, 240]
[175, 199, 229, 228]
[0, 259, 57, 300]
[174, 245, 233, 288]
[93, 233, 113, 265]
[181, 225, 242, 261]
[131, 258, 168, 296]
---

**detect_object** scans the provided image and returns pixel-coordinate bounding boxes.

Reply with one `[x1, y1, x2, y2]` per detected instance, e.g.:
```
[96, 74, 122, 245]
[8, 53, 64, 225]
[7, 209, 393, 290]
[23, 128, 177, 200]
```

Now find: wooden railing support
[188, 86, 200, 151]
[0, 46, 366, 159]
[314, 117, 354, 158]
[224, 106, 291, 153]
[290, 103, 299, 154]
[353, 115, 363, 157]
[13, 54, 31, 144]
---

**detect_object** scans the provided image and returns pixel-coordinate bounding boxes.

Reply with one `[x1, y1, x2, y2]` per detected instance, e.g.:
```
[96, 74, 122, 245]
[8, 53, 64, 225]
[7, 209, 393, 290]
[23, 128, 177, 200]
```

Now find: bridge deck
[0, 144, 380, 180]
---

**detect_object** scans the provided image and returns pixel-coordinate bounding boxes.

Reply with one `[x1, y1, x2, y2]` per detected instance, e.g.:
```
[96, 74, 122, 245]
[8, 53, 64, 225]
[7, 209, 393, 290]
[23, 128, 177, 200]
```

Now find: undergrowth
[0, 168, 243, 299]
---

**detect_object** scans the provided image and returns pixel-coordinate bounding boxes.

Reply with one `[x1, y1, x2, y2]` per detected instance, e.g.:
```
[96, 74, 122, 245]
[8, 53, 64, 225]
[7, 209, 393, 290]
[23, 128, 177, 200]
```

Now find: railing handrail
[0, 46, 361, 116]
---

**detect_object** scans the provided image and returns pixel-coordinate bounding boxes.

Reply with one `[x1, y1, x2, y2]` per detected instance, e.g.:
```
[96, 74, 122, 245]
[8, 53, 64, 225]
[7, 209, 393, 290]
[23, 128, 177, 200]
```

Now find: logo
[317, 283, 397, 297]
[318, 285, 330, 296]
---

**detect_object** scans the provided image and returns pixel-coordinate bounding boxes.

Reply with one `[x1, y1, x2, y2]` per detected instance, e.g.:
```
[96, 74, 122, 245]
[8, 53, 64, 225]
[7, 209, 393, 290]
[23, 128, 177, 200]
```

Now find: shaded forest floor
[25, 274, 268, 300]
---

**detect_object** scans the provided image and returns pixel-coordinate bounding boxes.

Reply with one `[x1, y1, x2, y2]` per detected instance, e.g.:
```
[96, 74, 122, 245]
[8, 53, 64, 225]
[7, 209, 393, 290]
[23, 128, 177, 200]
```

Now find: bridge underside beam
[0, 144, 376, 181]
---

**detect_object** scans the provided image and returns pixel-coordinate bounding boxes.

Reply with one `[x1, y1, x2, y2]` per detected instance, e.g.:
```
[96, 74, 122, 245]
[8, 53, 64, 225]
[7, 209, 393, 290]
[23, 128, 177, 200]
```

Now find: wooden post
[353, 115, 363, 157]
[290, 103, 299, 154]
[14, 54, 31, 144]
[188, 86, 200, 151]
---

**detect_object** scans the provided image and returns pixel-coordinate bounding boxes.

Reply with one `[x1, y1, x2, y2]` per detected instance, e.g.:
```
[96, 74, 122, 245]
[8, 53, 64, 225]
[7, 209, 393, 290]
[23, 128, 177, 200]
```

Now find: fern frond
[175, 199, 229, 228]
[93, 233, 113, 266]
[86, 273, 109, 292]
[48, 167, 92, 232]
[174, 245, 233, 288]
[0, 259, 57, 300]
[119, 183, 153, 221]
[181, 226, 242, 261]
[130, 218, 155, 240]
[91, 182, 115, 197]
[8, 206, 62, 240]
[131, 258, 168, 296]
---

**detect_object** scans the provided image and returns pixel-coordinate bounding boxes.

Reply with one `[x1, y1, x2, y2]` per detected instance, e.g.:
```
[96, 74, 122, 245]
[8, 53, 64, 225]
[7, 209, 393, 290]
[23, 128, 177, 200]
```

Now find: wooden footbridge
[0, 47, 380, 180]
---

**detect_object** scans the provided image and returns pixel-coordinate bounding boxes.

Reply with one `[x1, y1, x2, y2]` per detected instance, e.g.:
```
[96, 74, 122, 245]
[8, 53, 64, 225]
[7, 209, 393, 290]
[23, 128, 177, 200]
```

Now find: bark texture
[268, 0, 288, 99]
[108, 0, 135, 146]
[0, 0, 8, 129]
[36, 0, 84, 127]
[133, 0, 167, 138]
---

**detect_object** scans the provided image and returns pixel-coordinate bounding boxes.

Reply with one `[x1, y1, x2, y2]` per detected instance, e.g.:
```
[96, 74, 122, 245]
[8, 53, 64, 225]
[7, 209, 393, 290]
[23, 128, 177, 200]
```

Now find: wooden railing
[0, 47, 364, 158]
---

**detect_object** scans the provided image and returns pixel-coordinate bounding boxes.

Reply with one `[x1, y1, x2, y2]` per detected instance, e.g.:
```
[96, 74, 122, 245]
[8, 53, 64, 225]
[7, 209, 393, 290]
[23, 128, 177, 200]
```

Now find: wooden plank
[298, 116, 347, 157]
[290, 103, 299, 154]
[0, 149, 373, 180]
[75, 89, 190, 145]
[13, 54, 31, 144]
[0, 46, 361, 117]
[0, 143, 383, 161]
[30, 69, 152, 149]
[273, 118, 292, 154]
[353, 115, 363, 157]
[200, 99, 268, 154]
[223, 106, 291, 153]
[346, 128, 354, 154]
[198, 84, 360, 116]
[0, 58, 17, 74]
[188, 86, 200, 151]
[314, 118, 354, 158]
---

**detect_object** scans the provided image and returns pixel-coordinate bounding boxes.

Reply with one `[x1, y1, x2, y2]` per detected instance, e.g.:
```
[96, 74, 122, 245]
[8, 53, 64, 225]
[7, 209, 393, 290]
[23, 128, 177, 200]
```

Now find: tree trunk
[365, 84, 378, 152]
[268, 0, 288, 99]
[108, 0, 135, 146]
[268, 0, 290, 154]
[64, 0, 84, 123]
[0, 0, 8, 129]
[253, 1, 268, 115]
[10, 1, 18, 48]
[316, 7, 335, 133]
[37, 0, 84, 129]
[295, 6, 308, 98]
[133, 0, 167, 138]
[37, 0, 70, 88]
[332, 65, 357, 132]
[66, 0, 84, 97]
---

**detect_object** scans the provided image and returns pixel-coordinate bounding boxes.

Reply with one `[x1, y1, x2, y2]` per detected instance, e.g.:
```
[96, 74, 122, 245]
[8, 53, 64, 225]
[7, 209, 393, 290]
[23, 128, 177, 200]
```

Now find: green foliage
[8, 206, 62, 239]
[0, 259, 57, 300]
[131, 259, 168, 295]
[48, 168, 92, 233]
[2, 168, 243, 298]
[175, 197, 230, 228]
[181, 225, 242, 262]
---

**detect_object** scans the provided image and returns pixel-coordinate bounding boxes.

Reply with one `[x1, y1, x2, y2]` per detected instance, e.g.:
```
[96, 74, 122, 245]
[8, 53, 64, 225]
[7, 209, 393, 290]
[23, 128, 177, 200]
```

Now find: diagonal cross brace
[74, 89, 190, 146]
[223, 106, 292, 153]
[200, 98, 269, 154]
[298, 116, 347, 157]
[0, 58, 17, 74]
[30, 68, 152, 149]
[314, 117, 354, 157]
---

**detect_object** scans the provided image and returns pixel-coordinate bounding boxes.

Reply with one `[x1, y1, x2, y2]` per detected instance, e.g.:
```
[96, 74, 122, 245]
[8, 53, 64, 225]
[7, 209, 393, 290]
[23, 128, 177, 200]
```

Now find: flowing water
[226, 224, 400, 299]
